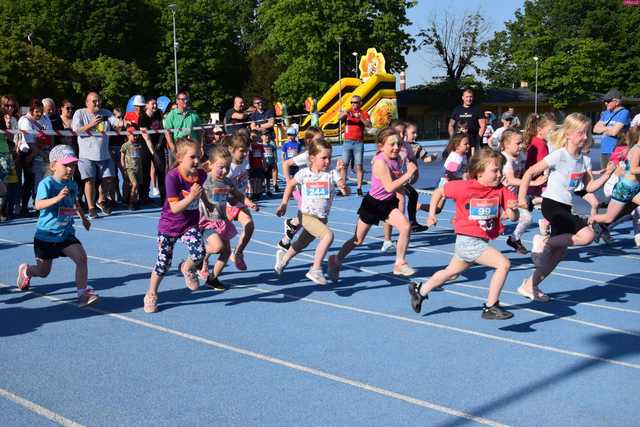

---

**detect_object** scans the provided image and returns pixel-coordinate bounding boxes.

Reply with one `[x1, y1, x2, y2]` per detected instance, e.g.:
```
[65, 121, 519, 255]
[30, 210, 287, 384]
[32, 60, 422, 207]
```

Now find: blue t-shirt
[281, 140, 302, 160]
[599, 108, 630, 155]
[35, 176, 78, 242]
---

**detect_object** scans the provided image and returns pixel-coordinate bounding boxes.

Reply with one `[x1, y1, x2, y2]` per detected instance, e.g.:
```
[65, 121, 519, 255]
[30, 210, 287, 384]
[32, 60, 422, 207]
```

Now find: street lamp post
[169, 4, 179, 96]
[352, 52, 358, 77]
[533, 56, 539, 114]
[336, 36, 343, 143]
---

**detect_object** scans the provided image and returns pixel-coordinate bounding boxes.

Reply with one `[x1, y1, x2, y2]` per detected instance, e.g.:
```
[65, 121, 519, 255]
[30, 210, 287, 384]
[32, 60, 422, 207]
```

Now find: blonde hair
[173, 137, 200, 168]
[303, 127, 323, 148]
[468, 148, 505, 179]
[547, 113, 592, 151]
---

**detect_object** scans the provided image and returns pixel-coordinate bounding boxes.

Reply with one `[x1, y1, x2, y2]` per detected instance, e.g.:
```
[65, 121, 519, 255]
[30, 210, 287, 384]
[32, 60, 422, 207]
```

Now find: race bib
[57, 206, 76, 226]
[210, 188, 229, 204]
[304, 181, 330, 199]
[252, 150, 263, 158]
[468, 198, 499, 220]
[181, 190, 199, 210]
[287, 148, 298, 158]
[568, 172, 583, 190]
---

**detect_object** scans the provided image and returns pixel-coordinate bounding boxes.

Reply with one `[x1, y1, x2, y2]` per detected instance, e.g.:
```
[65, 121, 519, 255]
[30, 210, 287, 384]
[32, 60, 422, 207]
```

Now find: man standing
[593, 89, 630, 169]
[338, 95, 371, 196]
[224, 96, 247, 134]
[248, 97, 274, 138]
[42, 98, 63, 145]
[448, 88, 486, 154]
[507, 107, 521, 129]
[163, 90, 202, 154]
[72, 91, 118, 218]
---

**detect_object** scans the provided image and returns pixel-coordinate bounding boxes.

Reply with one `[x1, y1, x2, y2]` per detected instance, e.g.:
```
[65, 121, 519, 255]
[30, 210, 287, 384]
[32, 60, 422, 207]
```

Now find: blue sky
[403, 0, 525, 87]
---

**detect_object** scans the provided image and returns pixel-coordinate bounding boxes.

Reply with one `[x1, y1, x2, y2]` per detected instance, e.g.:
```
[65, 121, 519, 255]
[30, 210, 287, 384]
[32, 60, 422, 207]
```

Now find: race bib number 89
[304, 181, 330, 199]
[468, 198, 499, 220]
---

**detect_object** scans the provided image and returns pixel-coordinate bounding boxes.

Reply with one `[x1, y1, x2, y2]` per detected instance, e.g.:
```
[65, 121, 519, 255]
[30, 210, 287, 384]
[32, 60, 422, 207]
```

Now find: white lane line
[0, 388, 84, 427]
[0, 284, 508, 427]
[3, 237, 638, 369]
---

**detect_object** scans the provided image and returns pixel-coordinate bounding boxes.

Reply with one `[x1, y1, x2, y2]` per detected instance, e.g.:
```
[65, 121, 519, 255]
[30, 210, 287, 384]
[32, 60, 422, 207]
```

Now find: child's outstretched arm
[518, 160, 548, 208]
[276, 178, 298, 217]
[231, 188, 259, 211]
[586, 161, 615, 193]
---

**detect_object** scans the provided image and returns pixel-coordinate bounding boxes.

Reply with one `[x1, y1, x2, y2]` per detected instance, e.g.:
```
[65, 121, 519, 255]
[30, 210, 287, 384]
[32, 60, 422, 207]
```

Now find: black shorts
[357, 194, 399, 225]
[541, 198, 588, 236]
[33, 235, 82, 260]
[249, 169, 265, 180]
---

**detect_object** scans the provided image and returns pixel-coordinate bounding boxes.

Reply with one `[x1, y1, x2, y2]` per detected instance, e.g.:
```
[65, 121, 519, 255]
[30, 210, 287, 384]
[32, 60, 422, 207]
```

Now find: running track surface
[1, 145, 639, 426]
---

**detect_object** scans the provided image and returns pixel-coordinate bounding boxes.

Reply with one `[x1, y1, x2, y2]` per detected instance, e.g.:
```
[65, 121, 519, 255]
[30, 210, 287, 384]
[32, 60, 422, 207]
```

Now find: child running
[408, 148, 518, 319]
[274, 139, 348, 284]
[226, 134, 257, 270]
[261, 130, 278, 194]
[199, 145, 257, 290]
[143, 138, 207, 313]
[16, 145, 98, 306]
[427, 132, 470, 215]
[328, 128, 417, 280]
[591, 126, 640, 239]
[517, 113, 615, 302]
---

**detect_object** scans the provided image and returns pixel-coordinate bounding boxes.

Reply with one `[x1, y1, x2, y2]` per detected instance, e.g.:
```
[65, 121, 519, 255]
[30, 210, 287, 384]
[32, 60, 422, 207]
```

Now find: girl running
[16, 145, 98, 306]
[274, 139, 348, 284]
[328, 128, 417, 281]
[144, 138, 207, 313]
[226, 134, 258, 271]
[408, 148, 518, 320]
[430, 132, 470, 214]
[199, 145, 257, 290]
[517, 113, 615, 302]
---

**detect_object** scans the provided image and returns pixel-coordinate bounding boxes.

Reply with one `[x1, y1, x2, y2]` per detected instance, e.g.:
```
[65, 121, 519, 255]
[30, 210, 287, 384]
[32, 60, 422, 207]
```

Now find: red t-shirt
[525, 136, 549, 169]
[343, 108, 370, 142]
[444, 179, 515, 240]
[249, 143, 265, 170]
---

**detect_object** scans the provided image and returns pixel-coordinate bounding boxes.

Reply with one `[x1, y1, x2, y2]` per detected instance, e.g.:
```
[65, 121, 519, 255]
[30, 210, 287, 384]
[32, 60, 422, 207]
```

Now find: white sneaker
[380, 240, 395, 253]
[635, 234, 640, 248]
[306, 269, 327, 285]
[150, 187, 160, 197]
[274, 250, 287, 275]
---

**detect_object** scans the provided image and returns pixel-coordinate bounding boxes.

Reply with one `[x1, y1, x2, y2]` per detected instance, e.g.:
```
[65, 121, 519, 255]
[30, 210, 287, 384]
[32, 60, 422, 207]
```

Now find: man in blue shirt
[593, 89, 630, 168]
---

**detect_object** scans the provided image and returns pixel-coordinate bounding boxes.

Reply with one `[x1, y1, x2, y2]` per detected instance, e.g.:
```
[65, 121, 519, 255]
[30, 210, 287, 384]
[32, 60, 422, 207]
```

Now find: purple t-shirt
[158, 168, 207, 236]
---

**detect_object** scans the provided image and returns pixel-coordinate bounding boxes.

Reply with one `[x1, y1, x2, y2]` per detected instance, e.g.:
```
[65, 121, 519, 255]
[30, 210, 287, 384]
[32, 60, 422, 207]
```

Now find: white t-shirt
[631, 113, 640, 128]
[227, 157, 249, 192]
[542, 148, 590, 205]
[294, 168, 341, 218]
[501, 151, 525, 194]
[490, 126, 508, 151]
[443, 151, 467, 180]
[290, 151, 309, 168]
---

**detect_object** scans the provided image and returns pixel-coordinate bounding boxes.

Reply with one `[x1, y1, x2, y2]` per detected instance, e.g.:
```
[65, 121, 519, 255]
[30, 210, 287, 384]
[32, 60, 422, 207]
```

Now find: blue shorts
[611, 178, 640, 203]
[342, 140, 364, 167]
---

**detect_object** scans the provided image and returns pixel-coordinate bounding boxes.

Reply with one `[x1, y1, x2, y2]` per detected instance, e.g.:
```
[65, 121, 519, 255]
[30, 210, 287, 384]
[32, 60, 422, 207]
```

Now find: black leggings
[406, 184, 418, 223]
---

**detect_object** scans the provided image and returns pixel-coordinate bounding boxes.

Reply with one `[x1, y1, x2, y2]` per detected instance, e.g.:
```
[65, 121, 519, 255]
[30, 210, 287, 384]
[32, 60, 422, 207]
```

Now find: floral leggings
[154, 227, 205, 276]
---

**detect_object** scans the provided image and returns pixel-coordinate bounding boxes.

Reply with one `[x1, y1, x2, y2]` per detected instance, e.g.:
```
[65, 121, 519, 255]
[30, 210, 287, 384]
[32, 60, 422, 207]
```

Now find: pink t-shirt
[369, 152, 402, 201]
[444, 179, 515, 240]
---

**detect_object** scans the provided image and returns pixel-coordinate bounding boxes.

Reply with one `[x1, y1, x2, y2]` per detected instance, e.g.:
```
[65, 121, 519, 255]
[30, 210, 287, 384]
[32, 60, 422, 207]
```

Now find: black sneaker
[481, 301, 513, 320]
[277, 239, 291, 251]
[206, 276, 226, 291]
[88, 208, 99, 219]
[592, 222, 603, 243]
[96, 200, 112, 216]
[408, 282, 427, 314]
[284, 218, 299, 239]
[411, 223, 429, 233]
[357, 188, 364, 197]
[506, 236, 528, 254]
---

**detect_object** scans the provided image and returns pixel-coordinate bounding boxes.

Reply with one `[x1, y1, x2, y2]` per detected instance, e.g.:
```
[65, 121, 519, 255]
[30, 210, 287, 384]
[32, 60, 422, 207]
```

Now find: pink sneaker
[77, 287, 99, 307]
[17, 264, 30, 291]
[143, 293, 158, 313]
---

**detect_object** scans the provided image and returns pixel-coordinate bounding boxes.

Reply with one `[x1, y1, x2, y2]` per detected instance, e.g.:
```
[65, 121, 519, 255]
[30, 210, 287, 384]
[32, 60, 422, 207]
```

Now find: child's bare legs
[474, 246, 510, 306]
[418, 256, 469, 296]
[235, 209, 253, 255]
[592, 201, 627, 224]
[271, 166, 278, 190]
[61, 244, 89, 289]
[383, 223, 393, 242]
[312, 230, 333, 270]
[25, 258, 53, 279]
[206, 234, 231, 278]
[148, 272, 162, 296]
[336, 219, 372, 263]
[582, 193, 599, 217]
[130, 182, 139, 205]
[386, 208, 411, 267]
[382, 193, 405, 247]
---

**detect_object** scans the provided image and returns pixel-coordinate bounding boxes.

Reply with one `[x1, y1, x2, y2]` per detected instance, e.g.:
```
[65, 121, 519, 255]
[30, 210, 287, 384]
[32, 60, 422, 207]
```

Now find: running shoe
[481, 301, 513, 320]
[277, 239, 291, 251]
[357, 188, 364, 197]
[284, 218, 298, 239]
[380, 240, 395, 253]
[506, 236, 529, 254]
[198, 268, 209, 280]
[393, 263, 416, 276]
[232, 251, 247, 271]
[516, 278, 550, 302]
[143, 293, 158, 313]
[16, 263, 30, 291]
[328, 255, 340, 282]
[88, 208, 99, 219]
[150, 187, 161, 197]
[411, 223, 429, 233]
[77, 287, 99, 307]
[96, 200, 112, 216]
[408, 282, 427, 313]
[592, 222, 603, 243]
[179, 260, 199, 291]
[600, 225, 614, 244]
[306, 269, 327, 285]
[274, 250, 287, 275]
[206, 276, 226, 291]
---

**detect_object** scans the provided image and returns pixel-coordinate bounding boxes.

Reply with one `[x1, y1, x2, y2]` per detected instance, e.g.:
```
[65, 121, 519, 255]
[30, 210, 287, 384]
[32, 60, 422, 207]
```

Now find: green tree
[485, 0, 640, 108]
[257, 0, 415, 108]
